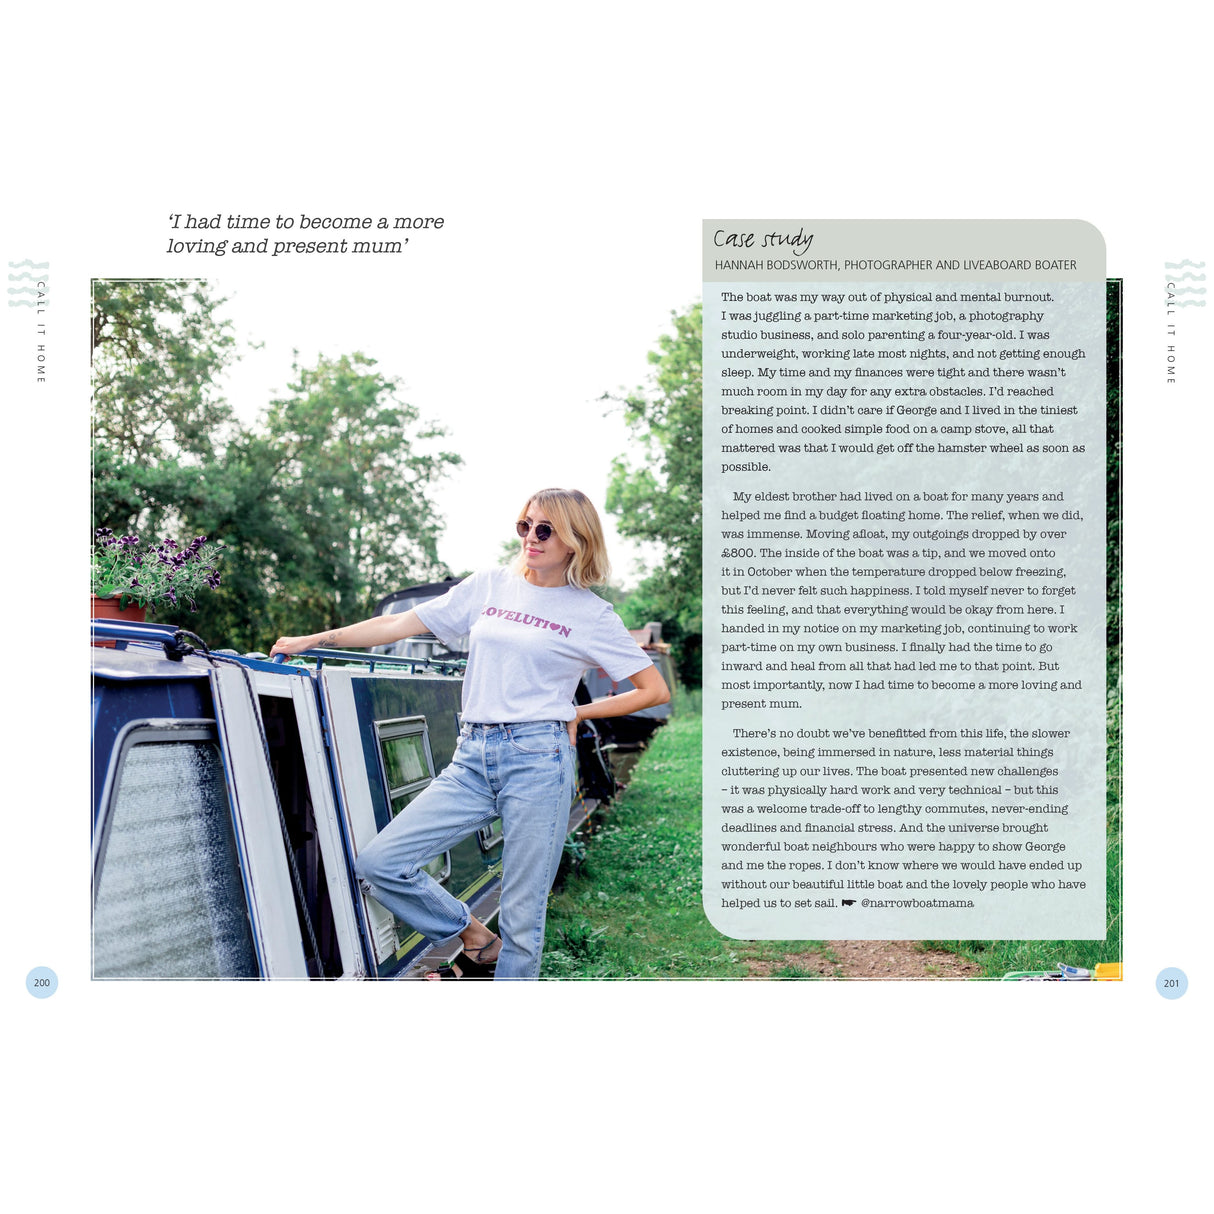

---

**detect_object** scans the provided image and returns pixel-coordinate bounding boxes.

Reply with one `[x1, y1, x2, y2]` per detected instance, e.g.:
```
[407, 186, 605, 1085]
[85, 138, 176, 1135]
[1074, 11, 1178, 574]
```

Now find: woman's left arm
[567, 665, 671, 744]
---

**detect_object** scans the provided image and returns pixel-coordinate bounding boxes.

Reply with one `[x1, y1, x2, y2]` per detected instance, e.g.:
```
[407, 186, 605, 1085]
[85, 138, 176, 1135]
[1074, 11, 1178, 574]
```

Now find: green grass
[542, 699, 832, 979]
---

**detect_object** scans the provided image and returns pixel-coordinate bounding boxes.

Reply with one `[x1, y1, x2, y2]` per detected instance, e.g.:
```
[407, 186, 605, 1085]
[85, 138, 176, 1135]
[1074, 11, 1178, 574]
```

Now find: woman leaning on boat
[270, 487, 669, 980]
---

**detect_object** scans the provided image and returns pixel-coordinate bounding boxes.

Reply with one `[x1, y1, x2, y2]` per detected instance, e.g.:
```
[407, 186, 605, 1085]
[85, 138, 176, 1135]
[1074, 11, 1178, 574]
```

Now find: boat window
[381, 730, 430, 798]
[94, 730, 258, 979]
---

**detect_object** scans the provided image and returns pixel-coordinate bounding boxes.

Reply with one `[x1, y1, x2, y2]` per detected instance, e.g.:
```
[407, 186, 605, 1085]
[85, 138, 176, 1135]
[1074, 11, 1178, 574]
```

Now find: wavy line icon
[7, 272, 49, 283]
[1166, 271, 1206, 282]
[1164, 260, 1205, 270]
[6, 259, 49, 270]
[6, 287, 42, 297]
[7, 300, 38, 307]
[1171, 287, 1207, 295]
[1174, 300, 1207, 308]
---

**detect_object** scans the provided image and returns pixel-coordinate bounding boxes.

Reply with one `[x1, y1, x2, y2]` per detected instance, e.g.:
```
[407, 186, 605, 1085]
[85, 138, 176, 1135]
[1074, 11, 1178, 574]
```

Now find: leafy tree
[140, 353, 461, 650]
[91, 281, 461, 652]
[606, 302, 702, 684]
[92, 279, 239, 465]
[257, 352, 461, 625]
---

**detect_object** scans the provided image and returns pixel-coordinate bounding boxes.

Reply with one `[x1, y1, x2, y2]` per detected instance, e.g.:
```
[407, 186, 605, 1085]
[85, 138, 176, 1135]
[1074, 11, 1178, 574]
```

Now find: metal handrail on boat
[91, 617, 466, 677]
[261, 647, 467, 676]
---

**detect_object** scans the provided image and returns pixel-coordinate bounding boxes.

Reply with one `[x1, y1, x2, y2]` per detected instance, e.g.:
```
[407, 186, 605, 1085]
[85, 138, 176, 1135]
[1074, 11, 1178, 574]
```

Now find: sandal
[458, 934, 501, 977]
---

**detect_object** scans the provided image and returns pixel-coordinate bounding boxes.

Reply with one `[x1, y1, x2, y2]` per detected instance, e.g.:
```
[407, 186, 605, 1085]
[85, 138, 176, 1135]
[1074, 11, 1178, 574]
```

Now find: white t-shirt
[414, 568, 652, 723]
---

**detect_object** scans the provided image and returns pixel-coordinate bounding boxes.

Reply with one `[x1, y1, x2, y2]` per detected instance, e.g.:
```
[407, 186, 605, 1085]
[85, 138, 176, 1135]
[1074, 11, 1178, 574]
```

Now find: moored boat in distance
[579, 622, 677, 749]
[373, 578, 469, 663]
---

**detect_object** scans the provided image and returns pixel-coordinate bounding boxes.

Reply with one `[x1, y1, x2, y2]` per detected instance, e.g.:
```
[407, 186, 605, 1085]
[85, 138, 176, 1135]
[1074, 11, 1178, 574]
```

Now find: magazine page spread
[3, 4, 1207, 1208]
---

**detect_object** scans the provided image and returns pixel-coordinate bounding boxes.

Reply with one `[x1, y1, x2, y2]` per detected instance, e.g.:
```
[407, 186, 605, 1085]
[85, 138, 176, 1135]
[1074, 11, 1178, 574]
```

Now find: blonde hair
[512, 487, 611, 589]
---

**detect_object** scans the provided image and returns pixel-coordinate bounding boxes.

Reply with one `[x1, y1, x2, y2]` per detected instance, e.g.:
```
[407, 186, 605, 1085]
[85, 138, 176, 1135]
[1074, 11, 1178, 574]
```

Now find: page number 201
[1156, 968, 1188, 999]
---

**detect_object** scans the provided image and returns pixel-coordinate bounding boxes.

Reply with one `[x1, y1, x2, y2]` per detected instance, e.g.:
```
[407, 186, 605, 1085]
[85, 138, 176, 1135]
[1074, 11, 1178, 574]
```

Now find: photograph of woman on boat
[270, 487, 670, 980]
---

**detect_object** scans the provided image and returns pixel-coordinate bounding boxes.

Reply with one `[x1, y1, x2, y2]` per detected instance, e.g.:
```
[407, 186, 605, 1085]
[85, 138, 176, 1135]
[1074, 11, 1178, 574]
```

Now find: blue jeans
[354, 720, 574, 980]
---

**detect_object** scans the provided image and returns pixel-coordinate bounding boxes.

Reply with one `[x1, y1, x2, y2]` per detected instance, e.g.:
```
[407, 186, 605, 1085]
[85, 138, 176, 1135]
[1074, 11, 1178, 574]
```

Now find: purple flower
[95, 527, 113, 538]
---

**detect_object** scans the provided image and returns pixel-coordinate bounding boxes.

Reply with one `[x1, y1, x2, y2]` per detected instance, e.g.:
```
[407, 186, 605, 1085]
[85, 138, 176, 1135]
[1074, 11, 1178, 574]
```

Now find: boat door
[318, 666, 502, 978]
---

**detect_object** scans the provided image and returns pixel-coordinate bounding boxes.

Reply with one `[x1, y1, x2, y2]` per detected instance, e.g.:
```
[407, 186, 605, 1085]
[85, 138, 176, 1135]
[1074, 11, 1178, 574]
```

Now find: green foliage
[92, 279, 238, 466]
[257, 352, 461, 618]
[91, 281, 460, 652]
[606, 303, 703, 685]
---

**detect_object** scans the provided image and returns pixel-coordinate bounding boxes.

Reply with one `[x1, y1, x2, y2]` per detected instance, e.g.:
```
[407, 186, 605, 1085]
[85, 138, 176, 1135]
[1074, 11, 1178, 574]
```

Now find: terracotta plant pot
[92, 594, 147, 647]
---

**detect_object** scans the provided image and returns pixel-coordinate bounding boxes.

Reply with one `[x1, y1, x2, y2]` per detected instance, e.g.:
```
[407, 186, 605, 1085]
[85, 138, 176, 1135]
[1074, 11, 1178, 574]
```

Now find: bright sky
[210, 234, 697, 588]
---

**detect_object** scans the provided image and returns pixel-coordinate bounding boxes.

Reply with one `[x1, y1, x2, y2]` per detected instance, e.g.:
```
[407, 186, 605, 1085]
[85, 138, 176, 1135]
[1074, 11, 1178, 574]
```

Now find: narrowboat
[91, 617, 613, 980]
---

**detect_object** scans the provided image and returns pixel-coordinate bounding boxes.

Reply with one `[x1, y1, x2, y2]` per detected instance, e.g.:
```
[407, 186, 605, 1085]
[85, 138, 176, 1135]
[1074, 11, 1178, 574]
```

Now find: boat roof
[92, 617, 464, 682]
[92, 642, 215, 682]
[89, 619, 310, 682]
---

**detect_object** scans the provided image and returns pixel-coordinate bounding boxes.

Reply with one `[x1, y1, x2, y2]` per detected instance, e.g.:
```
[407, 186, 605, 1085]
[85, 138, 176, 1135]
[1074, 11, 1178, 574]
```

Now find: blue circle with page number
[1156, 968, 1187, 999]
[27, 967, 58, 998]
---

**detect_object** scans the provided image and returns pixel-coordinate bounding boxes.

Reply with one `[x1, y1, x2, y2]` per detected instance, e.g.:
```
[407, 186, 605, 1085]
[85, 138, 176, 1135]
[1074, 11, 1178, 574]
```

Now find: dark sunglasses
[516, 520, 554, 542]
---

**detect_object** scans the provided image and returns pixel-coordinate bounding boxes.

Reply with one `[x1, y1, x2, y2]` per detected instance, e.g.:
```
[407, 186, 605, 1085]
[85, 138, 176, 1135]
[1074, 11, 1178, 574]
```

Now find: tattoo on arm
[320, 630, 339, 647]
